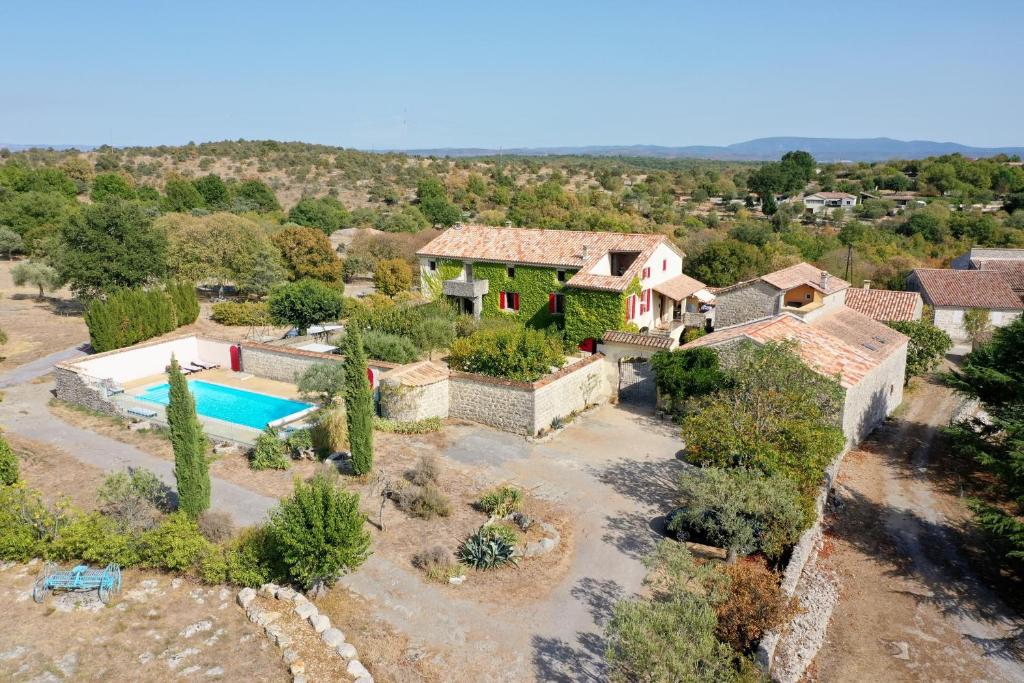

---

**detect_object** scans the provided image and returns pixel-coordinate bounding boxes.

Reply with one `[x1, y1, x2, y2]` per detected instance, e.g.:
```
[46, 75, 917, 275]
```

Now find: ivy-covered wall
[422, 258, 464, 299]
[473, 262, 573, 330]
[565, 288, 625, 343]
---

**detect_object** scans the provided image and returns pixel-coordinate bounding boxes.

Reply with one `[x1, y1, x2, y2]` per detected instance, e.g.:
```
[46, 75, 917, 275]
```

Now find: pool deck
[119, 369, 312, 445]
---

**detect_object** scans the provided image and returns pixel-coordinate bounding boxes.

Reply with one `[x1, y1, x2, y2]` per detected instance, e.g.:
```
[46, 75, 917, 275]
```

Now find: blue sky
[1, 1, 1021, 149]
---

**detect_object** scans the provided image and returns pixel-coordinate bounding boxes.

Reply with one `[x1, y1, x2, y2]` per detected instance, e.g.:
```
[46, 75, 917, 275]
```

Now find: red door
[230, 344, 241, 372]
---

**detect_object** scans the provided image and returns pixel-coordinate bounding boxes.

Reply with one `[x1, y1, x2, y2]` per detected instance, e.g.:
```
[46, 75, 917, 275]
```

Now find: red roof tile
[843, 288, 921, 321]
[911, 269, 1023, 309]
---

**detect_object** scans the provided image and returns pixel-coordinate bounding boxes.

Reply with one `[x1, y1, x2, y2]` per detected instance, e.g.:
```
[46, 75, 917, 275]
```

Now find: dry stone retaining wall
[53, 366, 119, 416]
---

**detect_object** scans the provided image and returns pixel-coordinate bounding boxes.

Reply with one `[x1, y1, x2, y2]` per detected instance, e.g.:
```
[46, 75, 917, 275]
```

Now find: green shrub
[268, 278, 344, 334]
[200, 526, 277, 587]
[476, 485, 523, 518]
[361, 330, 419, 363]
[0, 484, 62, 561]
[458, 526, 517, 570]
[672, 468, 805, 561]
[889, 319, 952, 380]
[49, 513, 140, 566]
[374, 416, 443, 434]
[481, 522, 520, 547]
[249, 427, 290, 470]
[211, 301, 272, 326]
[268, 474, 371, 590]
[285, 428, 314, 458]
[297, 363, 346, 403]
[0, 432, 18, 485]
[138, 512, 213, 571]
[84, 287, 179, 352]
[167, 280, 200, 325]
[650, 347, 727, 416]
[342, 327, 374, 475]
[448, 325, 565, 382]
[96, 468, 171, 532]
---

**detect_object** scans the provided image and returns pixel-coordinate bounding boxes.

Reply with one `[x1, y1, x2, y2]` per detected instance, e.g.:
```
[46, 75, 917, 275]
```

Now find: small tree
[167, 357, 210, 518]
[11, 261, 60, 300]
[963, 308, 991, 345]
[0, 227, 23, 259]
[373, 258, 413, 296]
[271, 225, 343, 284]
[342, 327, 375, 475]
[250, 427, 290, 471]
[888, 320, 952, 380]
[267, 279, 344, 334]
[296, 363, 347, 404]
[672, 467, 806, 561]
[268, 473, 371, 591]
[0, 431, 19, 485]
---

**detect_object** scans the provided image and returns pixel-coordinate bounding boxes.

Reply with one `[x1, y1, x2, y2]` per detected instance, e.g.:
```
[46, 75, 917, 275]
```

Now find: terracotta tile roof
[843, 288, 922, 321]
[380, 361, 449, 387]
[653, 274, 708, 301]
[416, 225, 676, 292]
[760, 262, 850, 295]
[910, 269, 1023, 309]
[683, 307, 907, 389]
[974, 260, 1024, 293]
[602, 330, 675, 349]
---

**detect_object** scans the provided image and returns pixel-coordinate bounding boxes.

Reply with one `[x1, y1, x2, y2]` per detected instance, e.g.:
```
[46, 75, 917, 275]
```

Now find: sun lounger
[186, 363, 207, 373]
[193, 359, 221, 370]
[127, 406, 157, 418]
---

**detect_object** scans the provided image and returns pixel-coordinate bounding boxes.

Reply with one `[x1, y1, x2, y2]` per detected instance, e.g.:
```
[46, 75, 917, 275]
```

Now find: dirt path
[810, 371, 1024, 682]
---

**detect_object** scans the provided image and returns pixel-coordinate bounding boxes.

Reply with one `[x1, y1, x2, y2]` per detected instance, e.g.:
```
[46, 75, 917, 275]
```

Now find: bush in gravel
[0, 432, 19, 485]
[392, 480, 452, 520]
[198, 510, 237, 543]
[268, 474, 371, 591]
[405, 455, 441, 486]
[138, 511, 213, 571]
[412, 545, 462, 582]
[96, 467, 172, 532]
[458, 526, 517, 570]
[714, 560, 799, 653]
[249, 427, 290, 471]
[476, 485, 523, 518]
[481, 521, 520, 548]
[49, 513, 140, 566]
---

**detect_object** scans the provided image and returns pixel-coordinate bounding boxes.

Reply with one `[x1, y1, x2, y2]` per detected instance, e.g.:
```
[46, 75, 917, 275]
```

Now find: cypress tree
[342, 327, 374, 475]
[167, 356, 210, 517]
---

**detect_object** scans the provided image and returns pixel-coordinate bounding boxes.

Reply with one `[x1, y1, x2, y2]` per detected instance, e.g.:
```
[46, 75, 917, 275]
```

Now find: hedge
[211, 301, 273, 326]
[85, 284, 200, 352]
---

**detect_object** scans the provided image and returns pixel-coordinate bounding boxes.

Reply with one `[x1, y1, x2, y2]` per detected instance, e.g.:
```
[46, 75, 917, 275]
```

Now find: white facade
[623, 242, 685, 331]
[932, 306, 1022, 342]
[804, 193, 857, 214]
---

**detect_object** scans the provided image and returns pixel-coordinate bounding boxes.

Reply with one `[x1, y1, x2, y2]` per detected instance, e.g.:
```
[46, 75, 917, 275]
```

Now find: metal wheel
[98, 585, 110, 604]
[32, 581, 47, 604]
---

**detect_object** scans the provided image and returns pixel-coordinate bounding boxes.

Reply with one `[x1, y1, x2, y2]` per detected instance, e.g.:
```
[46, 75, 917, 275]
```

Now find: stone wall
[532, 354, 609, 432]
[714, 280, 780, 328]
[840, 342, 907, 445]
[448, 373, 534, 434]
[53, 366, 118, 416]
[239, 343, 396, 387]
[379, 377, 450, 422]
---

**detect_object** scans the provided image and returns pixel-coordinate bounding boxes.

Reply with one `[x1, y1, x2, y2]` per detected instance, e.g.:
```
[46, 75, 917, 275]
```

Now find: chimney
[820, 270, 830, 290]
[454, 222, 462, 230]
[581, 245, 589, 261]
[862, 280, 871, 289]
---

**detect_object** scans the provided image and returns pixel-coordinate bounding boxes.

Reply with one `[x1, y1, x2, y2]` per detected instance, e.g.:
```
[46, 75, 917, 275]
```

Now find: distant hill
[0, 143, 95, 152]
[400, 137, 1024, 162]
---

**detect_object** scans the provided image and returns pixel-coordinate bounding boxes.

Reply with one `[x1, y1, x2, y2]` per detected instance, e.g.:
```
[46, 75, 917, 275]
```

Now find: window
[662, 259, 667, 271]
[499, 291, 519, 311]
[428, 260, 437, 271]
[642, 266, 651, 279]
[549, 292, 565, 315]
[507, 265, 516, 278]
[557, 270, 566, 282]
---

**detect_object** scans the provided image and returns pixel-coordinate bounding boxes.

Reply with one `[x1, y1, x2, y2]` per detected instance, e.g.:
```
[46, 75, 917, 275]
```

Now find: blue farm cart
[33, 562, 122, 604]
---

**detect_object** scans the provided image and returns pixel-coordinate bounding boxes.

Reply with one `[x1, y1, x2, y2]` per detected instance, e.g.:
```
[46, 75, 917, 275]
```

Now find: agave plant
[458, 527, 517, 570]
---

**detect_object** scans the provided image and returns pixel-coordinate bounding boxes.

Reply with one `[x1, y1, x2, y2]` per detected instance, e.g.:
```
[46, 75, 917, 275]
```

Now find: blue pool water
[137, 380, 313, 430]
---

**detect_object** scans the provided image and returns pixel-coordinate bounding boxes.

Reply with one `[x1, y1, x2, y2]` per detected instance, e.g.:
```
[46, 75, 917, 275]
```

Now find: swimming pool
[137, 380, 314, 430]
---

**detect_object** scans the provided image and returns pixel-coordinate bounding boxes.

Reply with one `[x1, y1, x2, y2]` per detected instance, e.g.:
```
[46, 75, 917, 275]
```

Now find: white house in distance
[906, 268, 1024, 342]
[803, 191, 857, 214]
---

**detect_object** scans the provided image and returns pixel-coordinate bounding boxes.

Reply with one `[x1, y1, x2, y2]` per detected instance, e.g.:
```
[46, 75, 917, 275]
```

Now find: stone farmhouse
[416, 224, 715, 350]
[712, 262, 850, 328]
[682, 308, 908, 445]
[906, 268, 1023, 342]
[803, 191, 857, 214]
[952, 246, 1024, 300]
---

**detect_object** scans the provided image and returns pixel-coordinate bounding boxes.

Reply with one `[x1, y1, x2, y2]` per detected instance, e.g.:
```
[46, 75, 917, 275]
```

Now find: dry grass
[0, 260, 88, 371]
[316, 588, 446, 683]
[0, 564, 288, 682]
[48, 399, 320, 500]
[7, 433, 106, 510]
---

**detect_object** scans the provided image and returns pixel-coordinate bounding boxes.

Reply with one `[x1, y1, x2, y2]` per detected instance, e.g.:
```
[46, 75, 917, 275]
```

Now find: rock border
[238, 585, 374, 683]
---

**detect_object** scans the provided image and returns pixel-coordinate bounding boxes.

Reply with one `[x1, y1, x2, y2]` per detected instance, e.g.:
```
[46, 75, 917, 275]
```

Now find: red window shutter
[629, 295, 636, 319]
[513, 293, 520, 310]
[499, 291, 506, 309]
[367, 367, 374, 385]
[662, 259, 667, 271]
[548, 292, 556, 313]
[646, 288, 651, 308]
